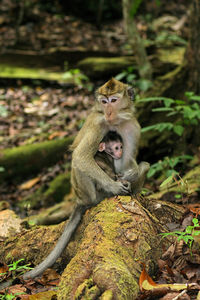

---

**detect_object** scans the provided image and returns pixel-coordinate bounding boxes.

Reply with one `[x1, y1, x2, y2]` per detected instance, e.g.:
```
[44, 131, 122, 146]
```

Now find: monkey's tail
[23, 205, 86, 280]
[0, 205, 86, 290]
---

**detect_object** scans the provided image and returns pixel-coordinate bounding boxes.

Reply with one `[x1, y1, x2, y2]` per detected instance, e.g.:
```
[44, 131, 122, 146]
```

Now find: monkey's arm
[115, 118, 150, 193]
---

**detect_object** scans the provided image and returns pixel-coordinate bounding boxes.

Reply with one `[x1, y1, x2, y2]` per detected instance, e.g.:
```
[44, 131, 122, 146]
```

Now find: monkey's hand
[139, 161, 150, 174]
[120, 168, 139, 183]
[113, 180, 131, 195]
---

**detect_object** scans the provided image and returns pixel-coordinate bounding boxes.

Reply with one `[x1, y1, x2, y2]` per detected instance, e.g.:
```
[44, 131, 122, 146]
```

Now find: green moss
[100, 290, 113, 300]
[74, 278, 100, 300]
[158, 47, 185, 65]
[43, 173, 71, 205]
[0, 65, 74, 83]
[78, 56, 135, 77]
[58, 196, 158, 299]
[75, 278, 93, 299]
[18, 173, 71, 210]
[28, 290, 57, 299]
[0, 137, 73, 182]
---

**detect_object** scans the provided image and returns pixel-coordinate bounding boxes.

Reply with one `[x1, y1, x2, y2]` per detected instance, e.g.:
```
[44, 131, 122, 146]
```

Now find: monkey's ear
[127, 86, 135, 101]
[98, 142, 105, 152]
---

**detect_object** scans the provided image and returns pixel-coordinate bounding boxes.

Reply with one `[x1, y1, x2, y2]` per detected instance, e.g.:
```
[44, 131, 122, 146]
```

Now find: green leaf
[185, 226, 193, 234]
[137, 79, 152, 92]
[138, 96, 174, 104]
[190, 95, 200, 101]
[192, 218, 199, 226]
[152, 107, 174, 112]
[115, 72, 126, 81]
[0, 166, 4, 172]
[147, 168, 156, 178]
[173, 125, 184, 136]
[141, 125, 158, 132]
[160, 175, 174, 187]
[175, 194, 181, 199]
[192, 230, 200, 236]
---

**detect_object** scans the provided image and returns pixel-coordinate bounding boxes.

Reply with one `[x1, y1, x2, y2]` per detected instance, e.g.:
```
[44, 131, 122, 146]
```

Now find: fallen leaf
[139, 265, 197, 292]
[28, 290, 57, 299]
[19, 178, 40, 190]
[0, 262, 9, 280]
[48, 131, 67, 140]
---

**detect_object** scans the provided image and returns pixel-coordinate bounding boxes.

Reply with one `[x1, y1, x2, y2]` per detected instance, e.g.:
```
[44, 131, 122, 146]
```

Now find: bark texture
[187, 0, 200, 93]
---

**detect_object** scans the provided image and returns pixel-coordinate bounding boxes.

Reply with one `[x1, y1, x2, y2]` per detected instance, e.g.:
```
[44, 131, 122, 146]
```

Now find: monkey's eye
[110, 97, 118, 103]
[115, 146, 119, 150]
[101, 98, 108, 104]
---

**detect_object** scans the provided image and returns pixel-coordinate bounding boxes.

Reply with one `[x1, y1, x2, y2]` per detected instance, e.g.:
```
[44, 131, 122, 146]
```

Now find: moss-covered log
[25, 195, 75, 226]
[0, 137, 73, 182]
[18, 173, 71, 211]
[0, 196, 184, 299]
[77, 56, 135, 78]
[58, 196, 183, 300]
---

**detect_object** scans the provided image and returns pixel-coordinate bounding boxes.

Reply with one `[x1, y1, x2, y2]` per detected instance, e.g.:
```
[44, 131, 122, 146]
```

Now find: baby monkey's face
[98, 139, 123, 160]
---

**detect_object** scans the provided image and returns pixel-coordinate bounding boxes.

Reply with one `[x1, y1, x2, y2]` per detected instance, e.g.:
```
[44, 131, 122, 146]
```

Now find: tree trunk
[187, 0, 200, 94]
[122, 0, 152, 80]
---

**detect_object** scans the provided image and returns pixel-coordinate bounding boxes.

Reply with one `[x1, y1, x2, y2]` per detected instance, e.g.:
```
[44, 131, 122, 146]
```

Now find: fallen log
[0, 137, 73, 182]
[0, 195, 184, 299]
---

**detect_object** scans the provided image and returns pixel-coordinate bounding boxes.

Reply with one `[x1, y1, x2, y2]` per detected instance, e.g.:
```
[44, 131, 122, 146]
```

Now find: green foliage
[155, 32, 187, 46]
[129, 0, 161, 18]
[130, 0, 143, 17]
[139, 92, 200, 135]
[1, 259, 33, 277]
[147, 155, 193, 179]
[115, 67, 152, 91]
[0, 167, 4, 172]
[161, 218, 200, 252]
[62, 68, 93, 90]
[0, 293, 23, 300]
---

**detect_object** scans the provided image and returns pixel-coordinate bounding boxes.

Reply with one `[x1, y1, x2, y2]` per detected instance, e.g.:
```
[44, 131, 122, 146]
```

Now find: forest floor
[0, 1, 200, 299]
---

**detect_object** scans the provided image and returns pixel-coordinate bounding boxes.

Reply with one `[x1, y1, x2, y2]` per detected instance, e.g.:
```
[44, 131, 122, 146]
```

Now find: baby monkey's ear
[127, 86, 135, 101]
[98, 142, 106, 152]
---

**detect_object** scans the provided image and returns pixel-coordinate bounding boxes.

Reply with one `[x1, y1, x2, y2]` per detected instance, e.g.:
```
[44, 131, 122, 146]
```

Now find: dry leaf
[139, 265, 196, 292]
[19, 177, 40, 190]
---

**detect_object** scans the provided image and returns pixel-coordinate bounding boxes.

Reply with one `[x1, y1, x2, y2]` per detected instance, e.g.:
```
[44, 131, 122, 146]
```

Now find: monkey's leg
[120, 161, 150, 194]
[72, 169, 98, 206]
[131, 161, 150, 194]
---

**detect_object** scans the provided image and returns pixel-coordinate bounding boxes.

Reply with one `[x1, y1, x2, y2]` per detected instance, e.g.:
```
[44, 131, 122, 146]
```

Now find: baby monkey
[95, 131, 124, 182]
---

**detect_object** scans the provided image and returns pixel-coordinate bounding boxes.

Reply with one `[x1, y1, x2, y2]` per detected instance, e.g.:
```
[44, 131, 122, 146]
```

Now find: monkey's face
[98, 140, 123, 159]
[96, 78, 133, 123]
[98, 93, 127, 123]
[107, 140, 123, 159]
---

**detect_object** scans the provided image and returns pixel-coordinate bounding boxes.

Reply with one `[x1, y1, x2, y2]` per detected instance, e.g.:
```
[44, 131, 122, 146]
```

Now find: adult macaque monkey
[0, 79, 149, 288]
